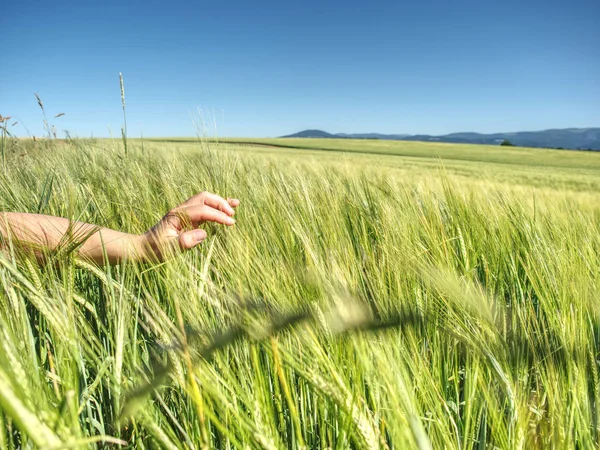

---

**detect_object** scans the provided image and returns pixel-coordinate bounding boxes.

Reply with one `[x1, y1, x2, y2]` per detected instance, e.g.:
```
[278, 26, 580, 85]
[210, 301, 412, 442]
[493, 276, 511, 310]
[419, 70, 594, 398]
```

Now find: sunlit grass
[1, 137, 600, 448]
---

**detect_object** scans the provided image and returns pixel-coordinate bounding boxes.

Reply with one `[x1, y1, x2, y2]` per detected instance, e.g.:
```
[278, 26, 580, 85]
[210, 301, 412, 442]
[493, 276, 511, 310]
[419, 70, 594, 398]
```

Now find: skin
[0, 191, 240, 265]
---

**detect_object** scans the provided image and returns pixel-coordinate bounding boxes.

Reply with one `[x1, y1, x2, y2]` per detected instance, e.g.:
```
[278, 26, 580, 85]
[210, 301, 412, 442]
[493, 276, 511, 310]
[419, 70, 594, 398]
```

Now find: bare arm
[0, 192, 240, 265]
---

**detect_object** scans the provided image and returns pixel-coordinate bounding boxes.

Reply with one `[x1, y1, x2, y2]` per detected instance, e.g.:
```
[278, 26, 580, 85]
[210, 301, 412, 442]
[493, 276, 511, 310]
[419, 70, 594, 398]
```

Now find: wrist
[132, 232, 152, 262]
[136, 230, 165, 263]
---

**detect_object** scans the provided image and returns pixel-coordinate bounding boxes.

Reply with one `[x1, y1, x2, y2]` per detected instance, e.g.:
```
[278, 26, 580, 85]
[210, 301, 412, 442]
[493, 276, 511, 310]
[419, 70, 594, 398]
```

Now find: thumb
[179, 229, 207, 250]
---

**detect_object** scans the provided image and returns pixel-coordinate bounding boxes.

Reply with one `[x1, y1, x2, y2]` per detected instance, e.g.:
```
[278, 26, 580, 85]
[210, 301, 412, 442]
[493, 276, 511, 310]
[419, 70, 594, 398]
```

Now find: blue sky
[3, 0, 599, 137]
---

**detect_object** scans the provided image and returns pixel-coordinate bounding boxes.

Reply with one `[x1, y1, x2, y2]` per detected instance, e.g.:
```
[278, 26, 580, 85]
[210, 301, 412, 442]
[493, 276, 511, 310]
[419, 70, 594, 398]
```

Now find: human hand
[143, 191, 240, 261]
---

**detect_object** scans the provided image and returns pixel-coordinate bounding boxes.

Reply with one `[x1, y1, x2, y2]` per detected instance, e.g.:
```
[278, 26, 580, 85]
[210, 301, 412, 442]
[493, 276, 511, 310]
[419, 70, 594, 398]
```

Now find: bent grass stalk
[0, 115, 8, 172]
[119, 73, 128, 156]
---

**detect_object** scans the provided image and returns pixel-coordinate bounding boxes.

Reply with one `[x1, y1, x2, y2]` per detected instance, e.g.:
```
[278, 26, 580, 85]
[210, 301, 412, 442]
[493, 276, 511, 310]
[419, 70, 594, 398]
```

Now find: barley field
[1, 137, 600, 449]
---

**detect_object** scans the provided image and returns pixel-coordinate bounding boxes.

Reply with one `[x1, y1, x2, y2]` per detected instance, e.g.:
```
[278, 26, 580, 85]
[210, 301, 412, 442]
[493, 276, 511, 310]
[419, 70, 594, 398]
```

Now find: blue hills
[281, 128, 600, 150]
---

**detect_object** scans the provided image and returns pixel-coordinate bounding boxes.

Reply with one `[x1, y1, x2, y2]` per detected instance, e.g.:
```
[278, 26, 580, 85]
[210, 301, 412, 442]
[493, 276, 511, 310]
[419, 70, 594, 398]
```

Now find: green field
[1, 137, 600, 448]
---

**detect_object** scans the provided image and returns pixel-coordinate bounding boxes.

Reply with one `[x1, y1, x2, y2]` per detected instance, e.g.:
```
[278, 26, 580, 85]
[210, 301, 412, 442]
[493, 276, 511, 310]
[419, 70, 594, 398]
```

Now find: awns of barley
[0, 138, 599, 448]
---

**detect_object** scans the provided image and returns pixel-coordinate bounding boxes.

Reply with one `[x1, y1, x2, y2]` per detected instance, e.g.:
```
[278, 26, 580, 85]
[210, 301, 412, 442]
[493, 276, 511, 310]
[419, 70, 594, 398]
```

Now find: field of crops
[1, 137, 600, 449]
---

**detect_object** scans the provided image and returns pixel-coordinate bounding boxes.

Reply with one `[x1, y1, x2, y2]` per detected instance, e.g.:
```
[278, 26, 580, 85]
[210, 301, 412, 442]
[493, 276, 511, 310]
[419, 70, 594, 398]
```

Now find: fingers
[151, 191, 240, 260]
[200, 192, 236, 216]
[177, 204, 235, 227]
[179, 228, 207, 250]
[180, 192, 240, 217]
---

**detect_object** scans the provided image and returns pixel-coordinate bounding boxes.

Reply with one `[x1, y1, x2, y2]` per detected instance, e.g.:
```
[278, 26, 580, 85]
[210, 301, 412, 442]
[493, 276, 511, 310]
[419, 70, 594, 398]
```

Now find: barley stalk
[119, 72, 128, 155]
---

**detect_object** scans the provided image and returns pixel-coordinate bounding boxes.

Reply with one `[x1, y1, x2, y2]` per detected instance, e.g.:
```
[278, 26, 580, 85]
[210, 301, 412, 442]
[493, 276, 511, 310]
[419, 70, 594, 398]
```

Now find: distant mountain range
[281, 128, 600, 151]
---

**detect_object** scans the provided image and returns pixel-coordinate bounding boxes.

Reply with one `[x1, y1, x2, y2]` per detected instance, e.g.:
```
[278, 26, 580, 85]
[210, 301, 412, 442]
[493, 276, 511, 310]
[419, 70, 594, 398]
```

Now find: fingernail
[226, 217, 236, 225]
[194, 229, 207, 241]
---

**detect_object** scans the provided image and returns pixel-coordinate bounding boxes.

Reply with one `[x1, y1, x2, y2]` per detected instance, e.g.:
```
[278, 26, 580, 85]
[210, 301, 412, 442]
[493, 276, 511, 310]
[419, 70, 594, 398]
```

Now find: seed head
[119, 73, 126, 110]
[34, 93, 44, 109]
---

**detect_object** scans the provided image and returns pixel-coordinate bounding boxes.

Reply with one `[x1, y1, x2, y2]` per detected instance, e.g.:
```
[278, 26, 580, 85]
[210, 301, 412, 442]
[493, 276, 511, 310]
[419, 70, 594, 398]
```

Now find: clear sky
[3, 0, 599, 138]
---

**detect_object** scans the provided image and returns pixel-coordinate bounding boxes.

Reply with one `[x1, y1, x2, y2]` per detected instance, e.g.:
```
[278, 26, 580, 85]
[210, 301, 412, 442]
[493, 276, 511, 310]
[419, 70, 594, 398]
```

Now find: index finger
[182, 192, 236, 216]
[201, 192, 237, 216]
[227, 198, 241, 208]
[179, 204, 236, 227]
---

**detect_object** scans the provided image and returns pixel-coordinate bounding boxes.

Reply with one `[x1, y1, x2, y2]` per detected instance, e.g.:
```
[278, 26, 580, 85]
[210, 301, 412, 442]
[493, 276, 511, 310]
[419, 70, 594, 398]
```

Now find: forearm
[0, 212, 147, 265]
[0, 193, 240, 265]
